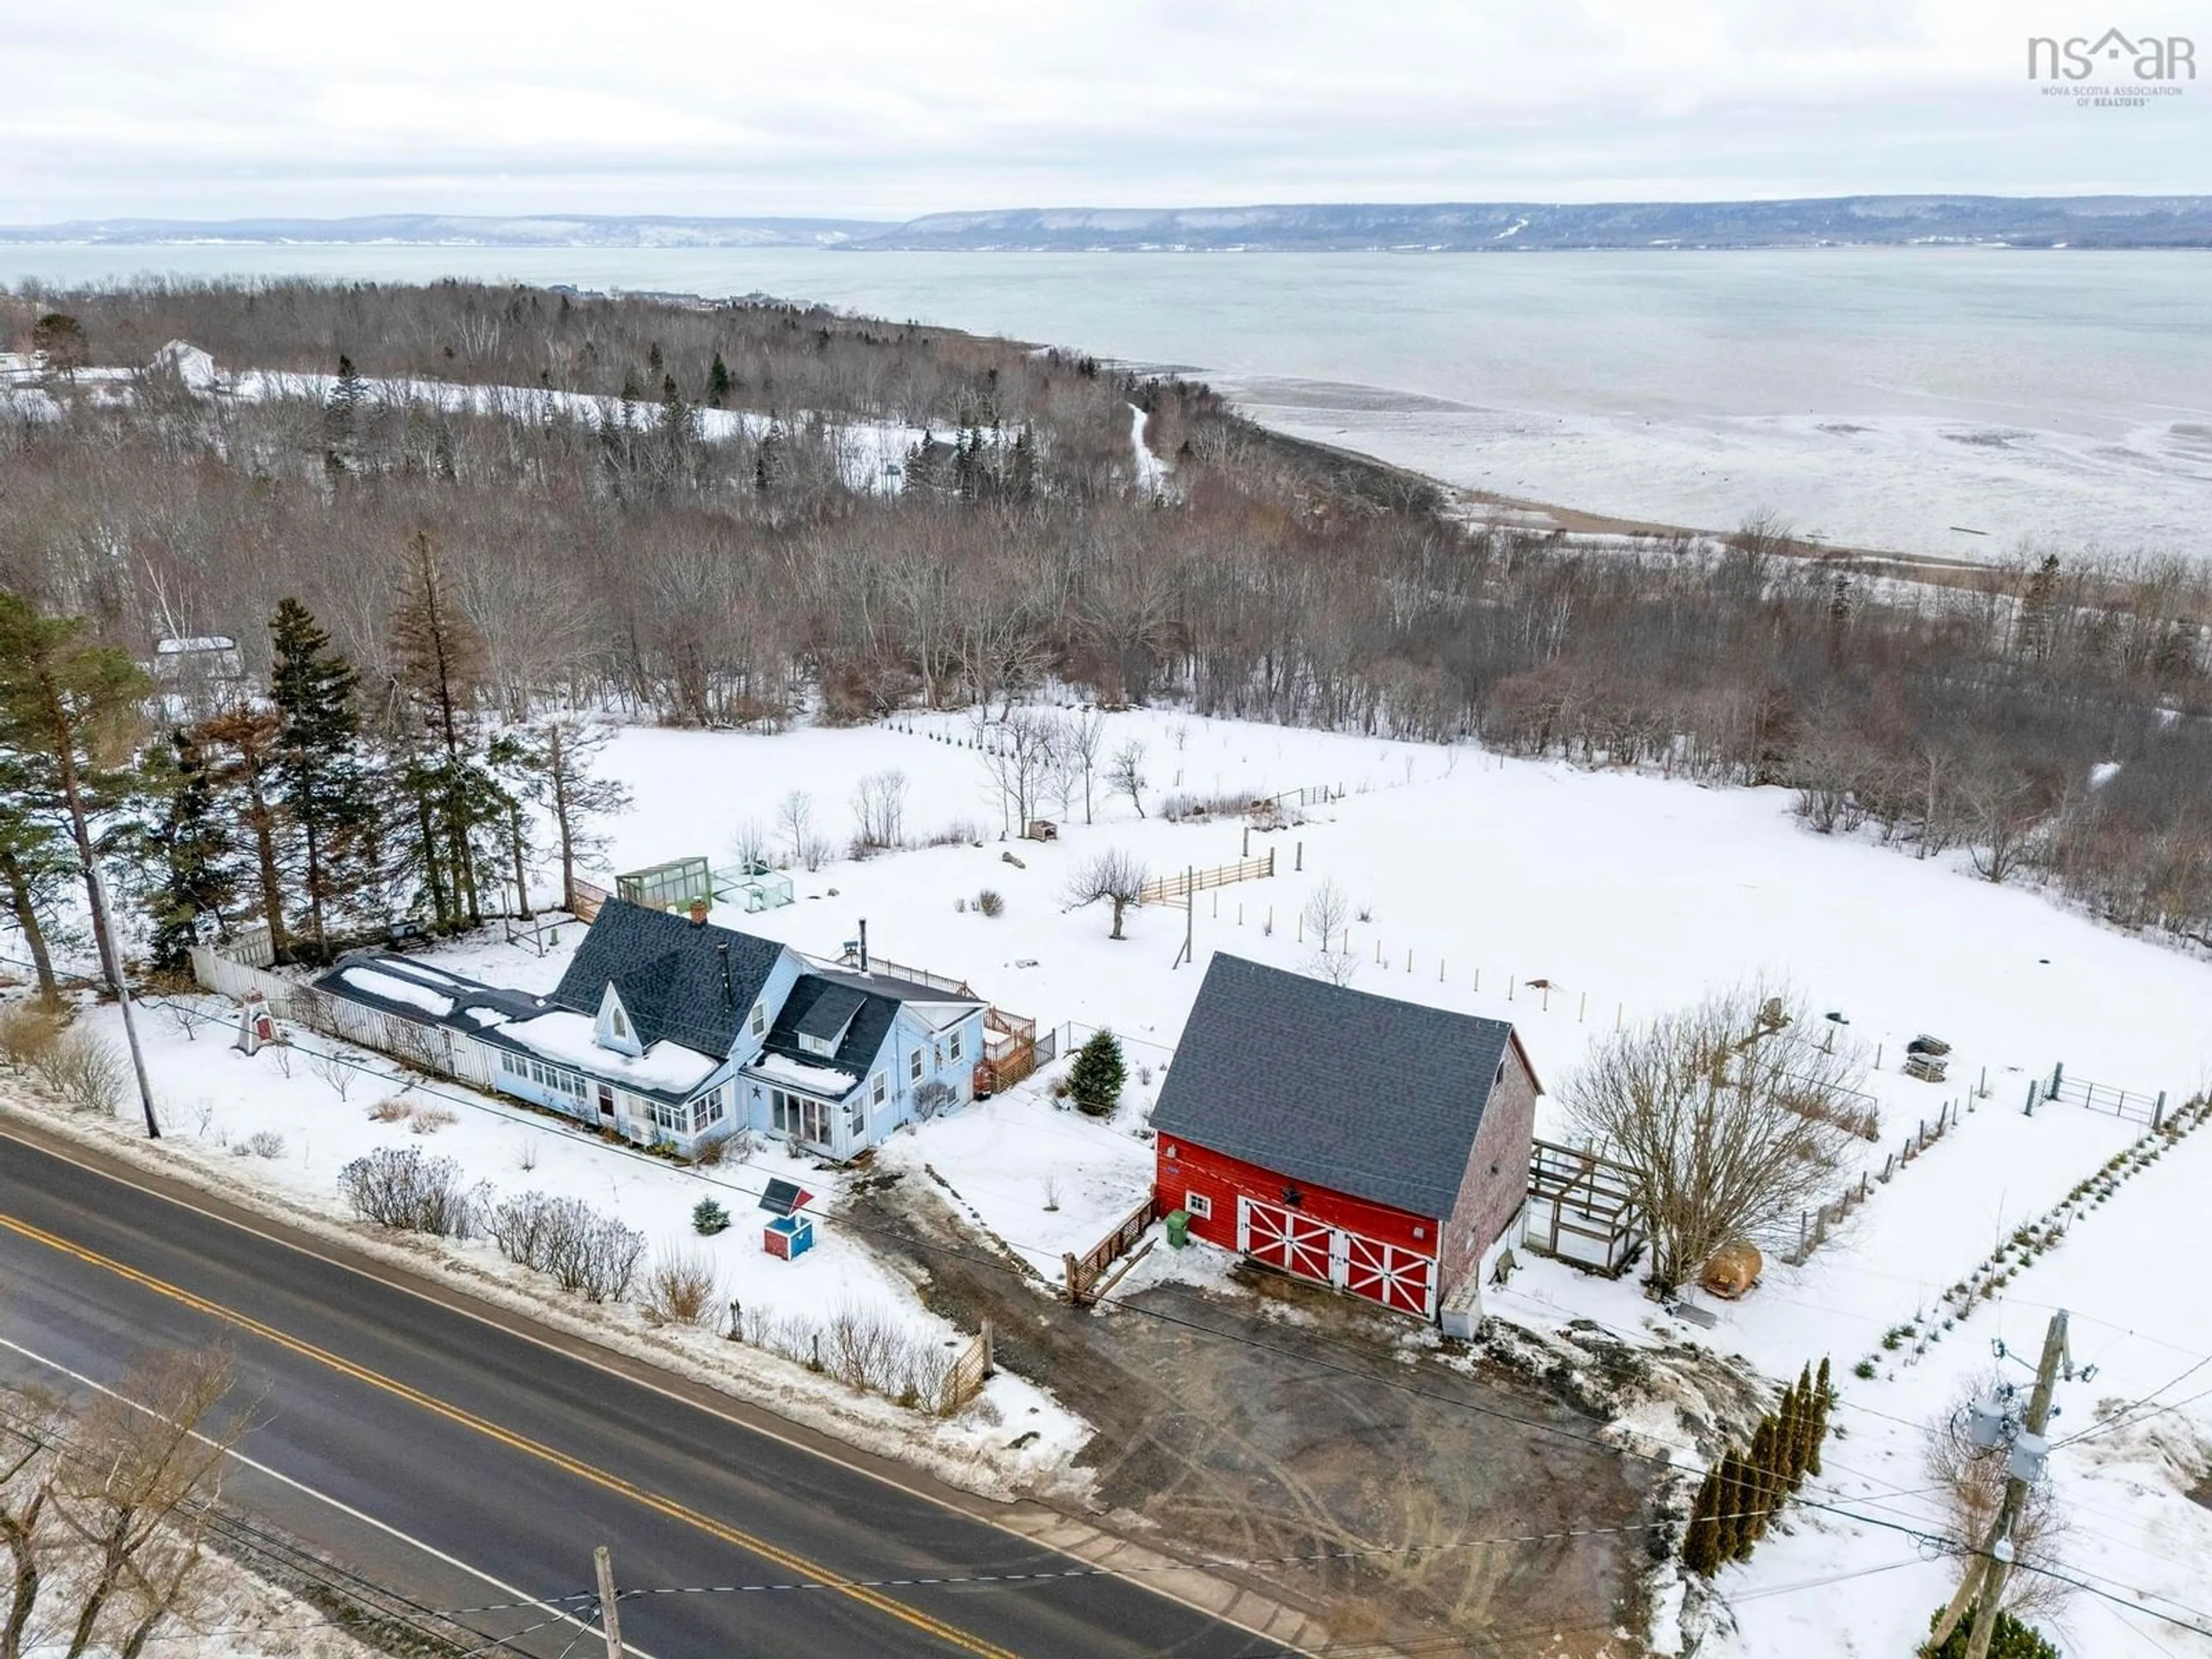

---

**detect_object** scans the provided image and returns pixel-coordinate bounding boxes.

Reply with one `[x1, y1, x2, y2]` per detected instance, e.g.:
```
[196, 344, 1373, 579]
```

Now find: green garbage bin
[1164, 1209, 1191, 1249]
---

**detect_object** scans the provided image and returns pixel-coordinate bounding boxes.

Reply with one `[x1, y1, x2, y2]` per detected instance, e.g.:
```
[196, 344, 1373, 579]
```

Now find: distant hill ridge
[8, 196, 2212, 251]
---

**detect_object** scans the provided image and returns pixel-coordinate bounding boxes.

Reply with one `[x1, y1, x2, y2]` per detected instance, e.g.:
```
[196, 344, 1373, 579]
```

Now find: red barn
[1152, 955, 1539, 1325]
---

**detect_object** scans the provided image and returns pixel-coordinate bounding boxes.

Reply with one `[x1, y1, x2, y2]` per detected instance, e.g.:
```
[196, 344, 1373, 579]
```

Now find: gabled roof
[1150, 954, 1528, 1222]
[794, 983, 866, 1043]
[548, 900, 787, 1056]
[758, 974, 900, 1091]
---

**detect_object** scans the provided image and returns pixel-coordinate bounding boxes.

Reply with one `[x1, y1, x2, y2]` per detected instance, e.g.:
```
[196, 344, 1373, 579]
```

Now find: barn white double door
[1236, 1196, 1437, 1319]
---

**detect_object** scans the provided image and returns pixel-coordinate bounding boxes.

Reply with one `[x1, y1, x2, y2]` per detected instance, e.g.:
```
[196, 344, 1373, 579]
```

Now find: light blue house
[318, 900, 986, 1162]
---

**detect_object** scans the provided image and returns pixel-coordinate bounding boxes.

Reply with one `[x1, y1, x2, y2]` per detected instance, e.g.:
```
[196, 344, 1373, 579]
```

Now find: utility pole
[593, 1544, 625, 1659]
[88, 863, 160, 1139]
[1924, 1309, 2067, 1656]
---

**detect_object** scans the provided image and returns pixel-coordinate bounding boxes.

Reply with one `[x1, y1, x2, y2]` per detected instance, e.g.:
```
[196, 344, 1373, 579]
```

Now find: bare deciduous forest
[3, 279, 2210, 950]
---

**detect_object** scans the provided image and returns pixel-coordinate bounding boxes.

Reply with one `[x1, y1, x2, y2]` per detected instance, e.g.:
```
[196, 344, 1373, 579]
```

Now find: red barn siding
[1156, 1138, 1440, 1262]
[1438, 1039, 1540, 1289]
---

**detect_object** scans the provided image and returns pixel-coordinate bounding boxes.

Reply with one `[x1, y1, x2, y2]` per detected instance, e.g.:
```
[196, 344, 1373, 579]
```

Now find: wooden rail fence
[1064, 1194, 1160, 1305]
[1140, 850, 1275, 906]
[945, 1320, 996, 1411]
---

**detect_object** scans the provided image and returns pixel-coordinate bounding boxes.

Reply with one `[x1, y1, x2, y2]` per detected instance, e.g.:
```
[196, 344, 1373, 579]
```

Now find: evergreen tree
[1808, 1357, 1834, 1478]
[1743, 1421, 1777, 1544]
[31, 312, 89, 380]
[269, 597, 374, 962]
[2018, 554, 2062, 661]
[195, 704, 290, 960]
[1008, 423, 1036, 503]
[146, 728, 241, 973]
[0, 749, 73, 1001]
[1067, 1028, 1127, 1117]
[325, 354, 366, 473]
[1925, 1607, 2060, 1659]
[705, 350, 732, 407]
[0, 593, 155, 990]
[1787, 1363, 1817, 1487]
[1716, 1452, 1749, 1563]
[1681, 1468, 1724, 1577]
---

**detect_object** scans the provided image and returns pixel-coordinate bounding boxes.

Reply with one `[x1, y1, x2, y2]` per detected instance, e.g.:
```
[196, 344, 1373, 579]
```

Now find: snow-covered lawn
[874, 1061, 1159, 1283]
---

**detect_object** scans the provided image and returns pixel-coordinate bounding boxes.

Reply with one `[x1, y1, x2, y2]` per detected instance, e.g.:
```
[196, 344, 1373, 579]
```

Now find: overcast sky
[4, 0, 2206, 223]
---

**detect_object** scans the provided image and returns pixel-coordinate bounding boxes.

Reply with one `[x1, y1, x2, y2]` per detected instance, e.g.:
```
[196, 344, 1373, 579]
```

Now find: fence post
[1509, 976, 1516, 1001]
[1268, 847, 1276, 878]
[980, 1319, 996, 1378]
[2024, 1080, 2037, 1118]
[1296, 841, 1304, 872]
[1579, 991, 1586, 1022]
[1063, 1251, 1082, 1304]
[1474, 968, 1480, 993]
[2050, 1061, 2063, 1101]
[2153, 1092, 2166, 1132]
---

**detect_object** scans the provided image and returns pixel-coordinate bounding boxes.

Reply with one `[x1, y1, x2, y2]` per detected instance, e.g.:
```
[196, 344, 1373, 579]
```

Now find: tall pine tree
[0, 594, 154, 990]
[146, 728, 242, 974]
[269, 598, 373, 962]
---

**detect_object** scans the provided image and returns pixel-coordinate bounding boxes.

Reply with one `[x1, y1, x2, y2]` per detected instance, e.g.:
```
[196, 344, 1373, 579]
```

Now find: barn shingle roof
[1150, 954, 1523, 1221]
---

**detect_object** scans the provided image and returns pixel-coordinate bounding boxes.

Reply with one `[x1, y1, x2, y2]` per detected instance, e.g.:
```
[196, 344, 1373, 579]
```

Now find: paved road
[0, 1130, 1291, 1659]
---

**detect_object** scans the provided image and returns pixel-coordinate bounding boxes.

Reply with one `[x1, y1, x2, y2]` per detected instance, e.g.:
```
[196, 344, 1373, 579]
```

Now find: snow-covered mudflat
[1233, 376, 2212, 563]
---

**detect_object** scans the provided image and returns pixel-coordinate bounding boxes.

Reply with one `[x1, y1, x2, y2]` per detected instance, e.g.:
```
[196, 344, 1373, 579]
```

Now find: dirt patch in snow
[863, 1179, 1658, 1657]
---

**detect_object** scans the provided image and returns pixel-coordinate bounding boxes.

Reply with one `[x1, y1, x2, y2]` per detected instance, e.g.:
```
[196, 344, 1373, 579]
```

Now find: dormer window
[612, 1006, 629, 1040]
[749, 1002, 767, 1039]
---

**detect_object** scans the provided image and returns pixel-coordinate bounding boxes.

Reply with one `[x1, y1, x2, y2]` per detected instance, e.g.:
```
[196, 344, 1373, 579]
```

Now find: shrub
[243, 1130, 286, 1159]
[487, 1191, 644, 1301]
[1069, 1029, 1127, 1116]
[338, 1147, 480, 1237]
[367, 1097, 411, 1122]
[639, 1246, 719, 1325]
[691, 1128, 754, 1167]
[1924, 1608, 2060, 1659]
[407, 1104, 459, 1135]
[694, 1197, 731, 1235]
[0, 1001, 62, 1071]
[975, 888, 1005, 918]
[35, 1028, 130, 1115]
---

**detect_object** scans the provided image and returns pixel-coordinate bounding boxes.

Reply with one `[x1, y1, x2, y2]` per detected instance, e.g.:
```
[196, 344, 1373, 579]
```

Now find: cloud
[1, 0, 2202, 221]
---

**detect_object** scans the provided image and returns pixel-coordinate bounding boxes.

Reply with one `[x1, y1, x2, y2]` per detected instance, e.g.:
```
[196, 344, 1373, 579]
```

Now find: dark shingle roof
[315, 953, 548, 1035]
[548, 900, 787, 1055]
[1150, 955, 1522, 1221]
[758, 974, 903, 1092]
[793, 983, 866, 1042]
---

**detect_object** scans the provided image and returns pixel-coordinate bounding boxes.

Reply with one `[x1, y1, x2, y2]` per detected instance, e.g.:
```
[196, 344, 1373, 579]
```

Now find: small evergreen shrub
[1924, 1607, 2060, 1659]
[694, 1197, 732, 1236]
[1068, 1029, 1127, 1117]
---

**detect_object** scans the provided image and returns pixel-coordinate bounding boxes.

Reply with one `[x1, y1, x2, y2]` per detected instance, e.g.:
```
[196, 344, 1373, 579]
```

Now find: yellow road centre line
[0, 1211, 1021, 1659]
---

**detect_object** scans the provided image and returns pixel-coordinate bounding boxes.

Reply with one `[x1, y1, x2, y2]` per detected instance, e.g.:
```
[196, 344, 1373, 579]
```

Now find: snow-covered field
[555, 704, 2211, 1656]
[10, 699, 2211, 1654]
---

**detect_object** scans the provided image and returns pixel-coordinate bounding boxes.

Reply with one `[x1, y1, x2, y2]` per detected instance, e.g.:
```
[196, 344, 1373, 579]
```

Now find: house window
[948, 1028, 963, 1062]
[770, 1088, 833, 1146]
[870, 1071, 888, 1108]
[750, 1002, 767, 1038]
[797, 1031, 833, 1058]
[1184, 1192, 1212, 1219]
[1495, 1058, 1507, 1087]
[1164, 1142, 1179, 1160]
[1413, 1225, 1427, 1240]
[690, 1086, 726, 1133]
[908, 1048, 924, 1084]
[612, 1006, 629, 1040]
[649, 1098, 685, 1134]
